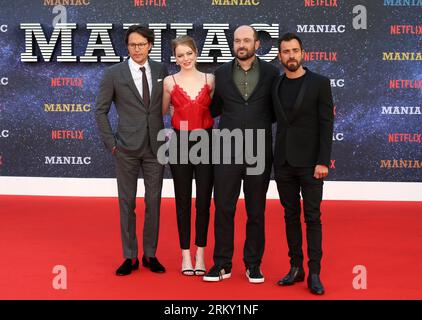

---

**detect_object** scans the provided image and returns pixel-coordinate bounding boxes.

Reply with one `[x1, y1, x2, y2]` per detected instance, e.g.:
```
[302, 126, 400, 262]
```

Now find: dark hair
[171, 35, 198, 55]
[125, 25, 154, 46]
[278, 33, 303, 52]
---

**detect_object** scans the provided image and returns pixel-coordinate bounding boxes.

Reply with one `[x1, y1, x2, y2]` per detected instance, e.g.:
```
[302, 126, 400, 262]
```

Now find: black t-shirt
[279, 73, 306, 114]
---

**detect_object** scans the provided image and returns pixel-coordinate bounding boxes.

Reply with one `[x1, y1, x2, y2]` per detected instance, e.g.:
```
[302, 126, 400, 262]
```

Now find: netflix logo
[52, 130, 84, 140]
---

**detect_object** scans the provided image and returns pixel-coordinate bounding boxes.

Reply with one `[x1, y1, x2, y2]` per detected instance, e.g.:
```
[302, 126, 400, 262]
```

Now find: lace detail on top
[170, 74, 214, 131]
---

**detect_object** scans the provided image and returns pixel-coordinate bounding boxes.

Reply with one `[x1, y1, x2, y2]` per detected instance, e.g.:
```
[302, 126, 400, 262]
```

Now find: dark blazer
[95, 59, 168, 156]
[211, 57, 279, 160]
[272, 67, 334, 168]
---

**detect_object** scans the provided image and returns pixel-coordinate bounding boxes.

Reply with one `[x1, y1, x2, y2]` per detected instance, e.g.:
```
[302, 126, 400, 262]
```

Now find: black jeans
[169, 129, 213, 250]
[275, 164, 324, 275]
[213, 160, 272, 269]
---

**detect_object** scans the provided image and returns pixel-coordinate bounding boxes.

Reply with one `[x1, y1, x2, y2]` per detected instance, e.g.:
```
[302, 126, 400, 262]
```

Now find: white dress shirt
[128, 58, 152, 99]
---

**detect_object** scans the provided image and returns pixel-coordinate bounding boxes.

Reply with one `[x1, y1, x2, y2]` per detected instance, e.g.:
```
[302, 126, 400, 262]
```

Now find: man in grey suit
[95, 25, 168, 276]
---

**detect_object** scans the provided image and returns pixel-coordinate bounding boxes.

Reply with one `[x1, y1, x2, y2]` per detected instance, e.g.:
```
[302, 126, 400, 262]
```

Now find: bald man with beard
[203, 25, 278, 284]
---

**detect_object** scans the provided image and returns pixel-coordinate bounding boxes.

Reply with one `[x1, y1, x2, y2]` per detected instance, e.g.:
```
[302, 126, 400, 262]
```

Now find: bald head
[234, 25, 258, 41]
[233, 25, 259, 61]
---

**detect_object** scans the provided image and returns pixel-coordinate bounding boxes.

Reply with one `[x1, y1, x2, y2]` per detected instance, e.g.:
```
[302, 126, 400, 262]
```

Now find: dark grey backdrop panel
[0, 0, 420, 181]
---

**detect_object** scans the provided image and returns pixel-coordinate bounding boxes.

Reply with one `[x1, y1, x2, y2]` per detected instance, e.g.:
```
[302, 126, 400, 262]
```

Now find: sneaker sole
[246, 272, 265, 284]
[203, 273, 231, 282]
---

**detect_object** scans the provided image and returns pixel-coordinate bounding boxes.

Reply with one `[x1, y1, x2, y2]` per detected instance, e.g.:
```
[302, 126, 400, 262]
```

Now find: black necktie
[139, 66, 150, 107]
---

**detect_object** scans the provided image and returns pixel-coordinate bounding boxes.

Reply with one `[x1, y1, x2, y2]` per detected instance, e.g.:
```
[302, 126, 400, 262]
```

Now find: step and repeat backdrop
[0, 0, 420, 181]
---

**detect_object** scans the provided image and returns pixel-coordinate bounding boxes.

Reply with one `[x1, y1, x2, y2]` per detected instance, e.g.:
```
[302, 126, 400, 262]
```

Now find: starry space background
[0, 0, 420, 181]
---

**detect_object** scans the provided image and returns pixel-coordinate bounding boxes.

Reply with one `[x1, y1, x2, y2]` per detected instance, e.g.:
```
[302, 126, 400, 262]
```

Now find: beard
[282, 58, 303, 72]
[235, 47, 255, 61]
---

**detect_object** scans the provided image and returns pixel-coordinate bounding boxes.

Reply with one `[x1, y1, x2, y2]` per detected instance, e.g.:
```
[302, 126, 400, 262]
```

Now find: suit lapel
[122, 60, 144, 106]
[247, 57, 265, 101]
[149, 59, 159, 100]
[273, 75, 289, 123]
[288, 71, 309, 122]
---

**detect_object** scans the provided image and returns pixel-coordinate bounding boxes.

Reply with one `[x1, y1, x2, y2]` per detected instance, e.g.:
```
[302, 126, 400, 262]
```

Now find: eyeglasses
[128, 42, 149, 50]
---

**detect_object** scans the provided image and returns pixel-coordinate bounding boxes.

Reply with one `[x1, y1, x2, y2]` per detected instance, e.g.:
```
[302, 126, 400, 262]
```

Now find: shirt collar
[235, 56, 258, 71]
[128, 57, 150, 72]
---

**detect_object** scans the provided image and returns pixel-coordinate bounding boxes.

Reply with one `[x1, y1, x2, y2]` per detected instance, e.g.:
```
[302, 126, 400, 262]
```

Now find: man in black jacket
[203, 25, 278, 284]
[273, 33, 334, 295]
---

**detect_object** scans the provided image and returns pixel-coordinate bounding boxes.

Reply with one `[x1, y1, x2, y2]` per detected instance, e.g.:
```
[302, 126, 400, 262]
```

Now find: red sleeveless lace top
[170, 74, 214, 131]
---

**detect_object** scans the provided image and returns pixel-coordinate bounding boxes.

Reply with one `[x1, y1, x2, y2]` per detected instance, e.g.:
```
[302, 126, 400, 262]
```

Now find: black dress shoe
[277, 267, 305, 286]
[142, 255, 166, 273]
[115, 258, 139, 276]
[307, 274, 325, 295]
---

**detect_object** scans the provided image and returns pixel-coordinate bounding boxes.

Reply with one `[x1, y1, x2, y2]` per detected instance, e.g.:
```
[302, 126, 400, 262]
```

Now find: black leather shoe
[116, 258, 139, 276]
[142, 255, 166, 273]
[277, 267, 305, 286]
[307, 274, 325, 295]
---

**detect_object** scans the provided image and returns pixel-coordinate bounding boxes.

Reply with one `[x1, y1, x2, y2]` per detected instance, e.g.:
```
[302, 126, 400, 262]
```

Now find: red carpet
[0, 196, 421, 300]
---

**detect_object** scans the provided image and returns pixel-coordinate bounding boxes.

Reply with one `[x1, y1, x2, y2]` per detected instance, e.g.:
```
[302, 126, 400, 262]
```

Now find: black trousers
[274, 164, 324, 275]
[169, 129, 213, 250]
[213, 160, 272, 269]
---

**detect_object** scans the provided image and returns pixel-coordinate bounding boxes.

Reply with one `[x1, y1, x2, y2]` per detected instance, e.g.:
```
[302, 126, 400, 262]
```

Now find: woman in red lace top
[162, 36, 214, 276]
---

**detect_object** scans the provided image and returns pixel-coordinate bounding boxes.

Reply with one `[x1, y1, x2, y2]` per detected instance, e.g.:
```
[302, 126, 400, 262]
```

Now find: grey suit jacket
[95, 59, 168, 156]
